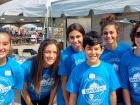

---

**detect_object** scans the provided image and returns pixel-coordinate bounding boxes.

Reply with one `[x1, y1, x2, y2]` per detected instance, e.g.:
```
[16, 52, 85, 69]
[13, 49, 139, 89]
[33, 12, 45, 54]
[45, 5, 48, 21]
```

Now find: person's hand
[26, 102, 33, 105]
[48, 102, 53, 105]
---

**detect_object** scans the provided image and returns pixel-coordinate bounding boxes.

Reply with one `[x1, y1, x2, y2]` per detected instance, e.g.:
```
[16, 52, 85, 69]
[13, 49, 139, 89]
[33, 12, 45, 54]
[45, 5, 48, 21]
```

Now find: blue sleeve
[21, 60, 32, 82]
[70, 56, 76, 71]
[58, 53, 72, 76]
[65, 69, 78, 94]
[126, 43, 132, 51]
[12, 63, 24, 91]
[119, 55, 129, 89]
[58, 53, 68, 75]
[9, 58, 24, 90]
[109, 65, 120, 93]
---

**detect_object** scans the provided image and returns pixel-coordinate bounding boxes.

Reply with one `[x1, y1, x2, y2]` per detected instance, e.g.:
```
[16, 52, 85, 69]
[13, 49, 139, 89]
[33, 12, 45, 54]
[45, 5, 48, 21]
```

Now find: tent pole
[65, 17, 67, 48]
[91, 9, 93, 30]
[62, 15, 67, 48]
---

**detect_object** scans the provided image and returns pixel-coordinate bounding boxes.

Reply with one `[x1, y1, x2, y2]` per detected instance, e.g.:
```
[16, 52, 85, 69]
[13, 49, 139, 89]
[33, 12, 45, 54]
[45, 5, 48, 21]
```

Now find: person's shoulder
[62, 46, 72, 53]
[100, 61, 114, 70]
[22, 59, 32, 66]
[73, 61, 87, 71]
[61, 46, 74, 57]
[118, 42, 131, 49]
[7, 57, 23, 72]
[70, 62, 87, 79]
[71, 51, 86, 64]
[72, 51, 85, 57]
[100, 60, 112, 66]
[7, 57, 20, 66]
[121, 49, 133, 61]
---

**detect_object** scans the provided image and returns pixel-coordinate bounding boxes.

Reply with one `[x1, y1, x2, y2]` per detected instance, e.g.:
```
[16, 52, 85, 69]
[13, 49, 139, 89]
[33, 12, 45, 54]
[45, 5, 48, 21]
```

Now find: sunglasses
[135, 32, 140, 38]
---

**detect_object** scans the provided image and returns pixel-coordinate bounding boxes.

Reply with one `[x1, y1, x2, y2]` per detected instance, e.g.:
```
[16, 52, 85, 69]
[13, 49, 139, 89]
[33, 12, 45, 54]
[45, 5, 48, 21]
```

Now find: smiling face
[68, 30, 83, 51]
[0, 32, 11, 59]
[84, 44, 103, 66]
[135, 27, 140, 48]
[43, 44, 58, 67]
[102, 25, 118, 45]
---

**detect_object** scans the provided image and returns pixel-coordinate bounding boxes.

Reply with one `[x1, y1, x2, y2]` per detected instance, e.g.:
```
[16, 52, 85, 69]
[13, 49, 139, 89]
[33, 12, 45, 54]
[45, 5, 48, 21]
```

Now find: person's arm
[61, 75, 69, 105]
[69, 93, 77, 105]
[110, 91, 117, 105]
[123, 89, 131, 105]
[48, 81, 58, 105]
[21, 82, 33, 105]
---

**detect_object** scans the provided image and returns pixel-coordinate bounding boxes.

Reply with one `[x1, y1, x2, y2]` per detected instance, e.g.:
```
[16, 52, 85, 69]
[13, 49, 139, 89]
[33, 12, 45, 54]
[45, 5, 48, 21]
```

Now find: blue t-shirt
[57, 47, 86, 105]
[0, 57, 24, 105]
[22, 60, 55, 100]
[58, 46, 76, 76]
[100, 42, 131, 81]
[57, 46, 76, 105]
[66, 61, 120, 105]
[69, 51, 86, 77]
[120, 49, 140, 103]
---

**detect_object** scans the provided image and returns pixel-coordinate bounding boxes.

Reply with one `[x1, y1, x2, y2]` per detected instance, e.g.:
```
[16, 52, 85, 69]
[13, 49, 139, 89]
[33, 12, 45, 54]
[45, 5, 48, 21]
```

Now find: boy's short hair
[83, 31, 103, 48]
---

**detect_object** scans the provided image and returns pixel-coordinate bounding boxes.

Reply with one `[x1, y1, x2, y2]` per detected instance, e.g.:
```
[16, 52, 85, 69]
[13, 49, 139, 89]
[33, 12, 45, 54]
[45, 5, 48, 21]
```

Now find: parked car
[22, 49, 37, 55]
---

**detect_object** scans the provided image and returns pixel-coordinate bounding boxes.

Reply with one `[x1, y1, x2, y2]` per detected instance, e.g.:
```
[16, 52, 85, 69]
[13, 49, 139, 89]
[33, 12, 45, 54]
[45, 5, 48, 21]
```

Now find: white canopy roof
[0, 0, 61, 23]
[51, 0, 140, 17]
[0, 0, 47, 17]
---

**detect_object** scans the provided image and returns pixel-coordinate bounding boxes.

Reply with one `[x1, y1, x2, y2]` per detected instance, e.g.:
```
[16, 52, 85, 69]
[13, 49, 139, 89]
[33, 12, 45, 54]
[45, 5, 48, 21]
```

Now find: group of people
[0, 14, 140, 105]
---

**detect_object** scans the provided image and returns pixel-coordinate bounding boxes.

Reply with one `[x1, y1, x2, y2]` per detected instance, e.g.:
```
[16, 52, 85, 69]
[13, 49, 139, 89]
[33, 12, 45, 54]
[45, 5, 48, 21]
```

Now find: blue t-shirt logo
[129, 67, 140, 94]
[81, 76, 107, 105]
[0, 76, 12, 104]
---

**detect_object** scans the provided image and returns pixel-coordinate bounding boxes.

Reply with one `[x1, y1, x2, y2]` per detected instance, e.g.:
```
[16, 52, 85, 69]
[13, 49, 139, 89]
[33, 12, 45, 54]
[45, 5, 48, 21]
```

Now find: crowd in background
[2, 25, 43, 45]
[0, 14, 140, 105]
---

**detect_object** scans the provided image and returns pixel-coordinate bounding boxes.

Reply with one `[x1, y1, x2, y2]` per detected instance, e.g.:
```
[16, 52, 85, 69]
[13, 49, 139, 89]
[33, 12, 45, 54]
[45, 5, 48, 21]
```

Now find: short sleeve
[14, 65, 24, 90]
[58, 54, 72, 76]
[119, 54, 129, 89]
[21, 60, 32, 82]
[65, 69, 78, 94]
[109, 65, 120, 93]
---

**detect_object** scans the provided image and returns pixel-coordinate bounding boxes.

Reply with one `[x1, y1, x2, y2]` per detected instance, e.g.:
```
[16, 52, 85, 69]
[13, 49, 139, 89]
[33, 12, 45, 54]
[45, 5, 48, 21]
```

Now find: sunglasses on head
[135, 32, 140, 38]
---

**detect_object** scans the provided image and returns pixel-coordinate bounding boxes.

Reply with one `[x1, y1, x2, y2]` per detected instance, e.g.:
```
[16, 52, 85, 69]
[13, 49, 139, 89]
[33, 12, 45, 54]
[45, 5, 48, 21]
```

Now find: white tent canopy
[51, 0, 140, 17]
[0, 0, 61, 24]
[0, 0, 23, 16]
[0, 0, 47, 17]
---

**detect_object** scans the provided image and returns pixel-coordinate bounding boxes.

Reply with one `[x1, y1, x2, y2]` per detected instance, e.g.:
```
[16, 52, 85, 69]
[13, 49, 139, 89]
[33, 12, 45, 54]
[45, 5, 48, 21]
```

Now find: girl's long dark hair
[30, 38, 59, 90]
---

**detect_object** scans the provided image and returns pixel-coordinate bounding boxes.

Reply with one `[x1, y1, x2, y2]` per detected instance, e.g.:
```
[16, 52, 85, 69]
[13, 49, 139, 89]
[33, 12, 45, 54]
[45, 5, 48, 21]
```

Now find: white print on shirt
[41, 78, 54, 86]
[108, 58, 119, 63]
[39, 73, 54, 94]
[82, 76, 106, 105]
[89, 74, 95, 79]
[30, 73, 54, 97]
[5, 70, 11, 76]
[0, 76, 12, 105]
[129, 67, 140, 94]
[107, 57, 120, 72]
[75, 59, 85, 65]
[112, 63, 119, 72]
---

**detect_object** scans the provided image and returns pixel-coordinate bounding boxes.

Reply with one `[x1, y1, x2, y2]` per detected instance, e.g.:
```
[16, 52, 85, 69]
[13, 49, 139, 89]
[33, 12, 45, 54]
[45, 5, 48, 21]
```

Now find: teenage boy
[66, 31, 120, 105]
